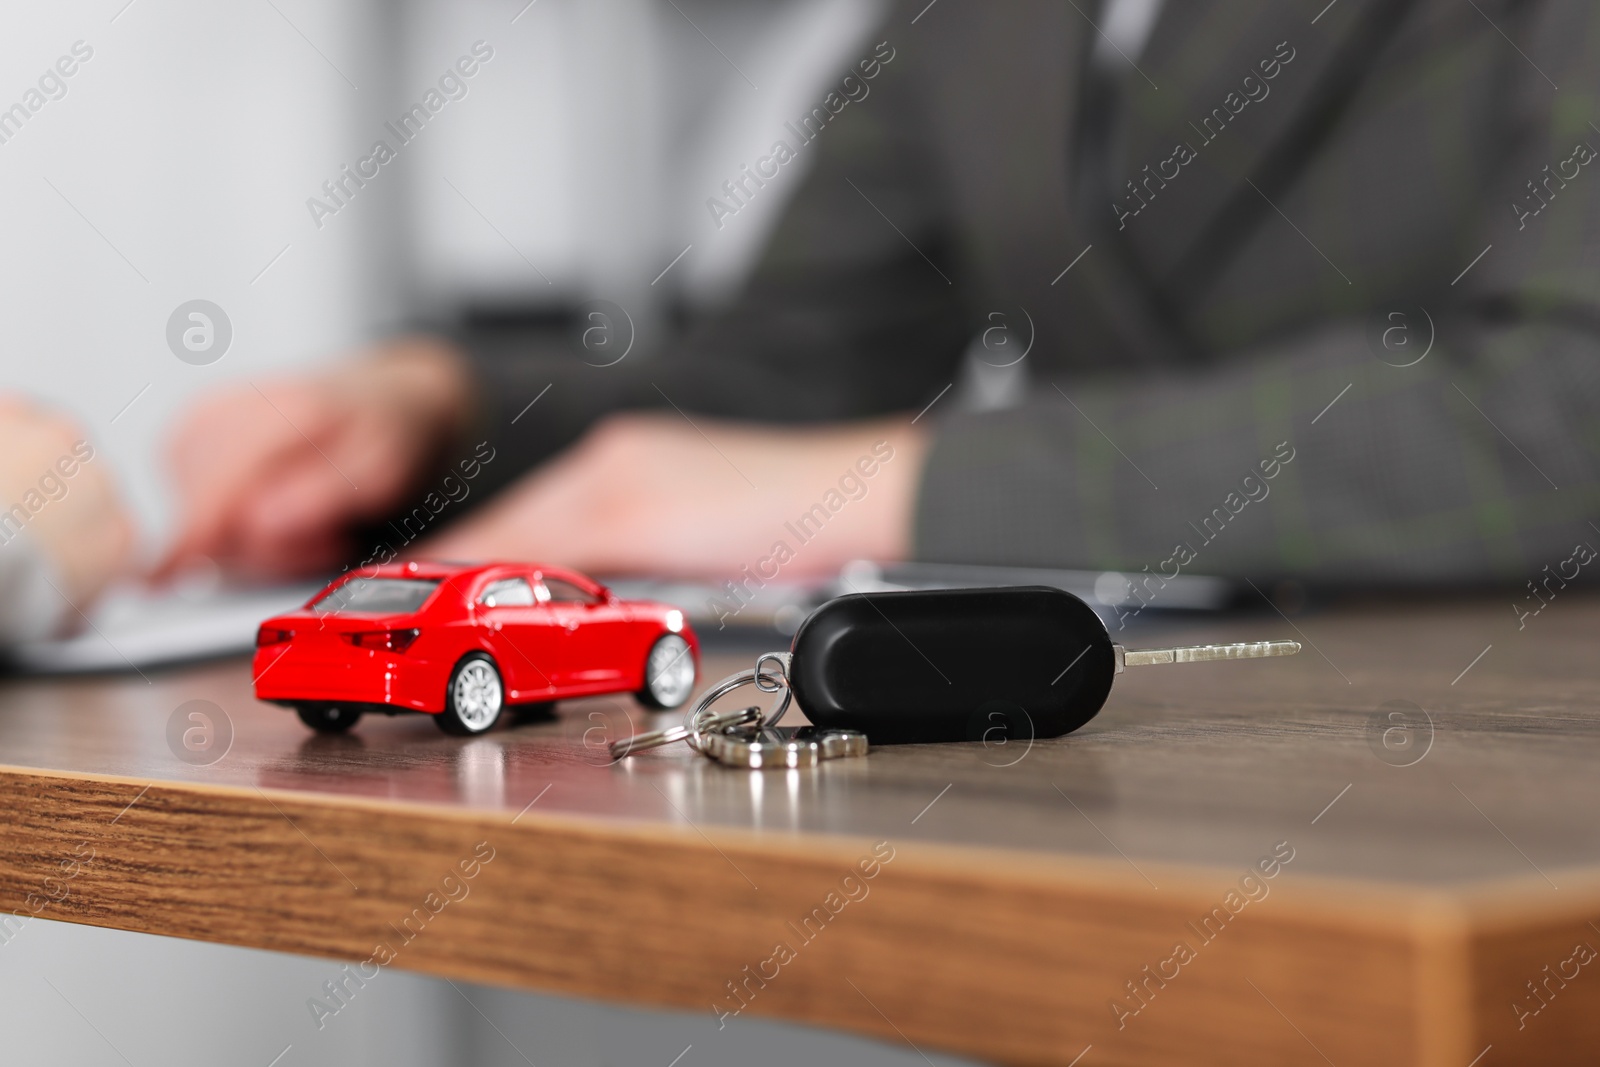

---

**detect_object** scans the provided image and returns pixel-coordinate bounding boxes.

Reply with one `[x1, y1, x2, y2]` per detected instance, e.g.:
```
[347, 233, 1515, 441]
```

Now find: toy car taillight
[344, 628, 422, 653]
[256, 626, 294, 647]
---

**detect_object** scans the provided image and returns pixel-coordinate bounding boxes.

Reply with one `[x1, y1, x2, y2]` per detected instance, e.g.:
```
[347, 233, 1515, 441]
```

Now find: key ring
[608, 705, 760, 761]
[754, 652, 790, 693]
[685, 654, 792, 749]
[606, 652, 792, 761]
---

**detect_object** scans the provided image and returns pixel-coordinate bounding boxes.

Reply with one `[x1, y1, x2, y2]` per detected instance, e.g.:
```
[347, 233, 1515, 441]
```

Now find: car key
[784, 586, 1299, 744]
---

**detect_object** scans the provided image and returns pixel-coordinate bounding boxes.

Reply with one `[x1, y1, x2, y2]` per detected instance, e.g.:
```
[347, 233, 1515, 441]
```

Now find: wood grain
[0, 595, 1597, 1064]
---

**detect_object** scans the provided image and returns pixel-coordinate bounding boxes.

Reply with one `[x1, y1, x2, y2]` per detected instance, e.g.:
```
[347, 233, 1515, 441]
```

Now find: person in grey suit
[161, 0, 1599, 592]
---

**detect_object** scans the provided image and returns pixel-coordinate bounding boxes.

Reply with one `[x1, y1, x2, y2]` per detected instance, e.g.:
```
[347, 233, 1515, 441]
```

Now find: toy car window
[542, 578, 601, 604]
[312, 577, 439, 614]
[479, 577, 536, 608]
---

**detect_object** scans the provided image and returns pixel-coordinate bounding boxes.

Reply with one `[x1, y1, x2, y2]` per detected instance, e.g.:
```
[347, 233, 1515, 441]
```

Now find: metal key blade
[608, 706, 760, 760]
[1112, 640, 1300, 673]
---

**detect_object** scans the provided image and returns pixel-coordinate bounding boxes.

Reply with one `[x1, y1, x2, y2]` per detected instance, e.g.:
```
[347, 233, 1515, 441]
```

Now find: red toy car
[253, 561, 699, 735]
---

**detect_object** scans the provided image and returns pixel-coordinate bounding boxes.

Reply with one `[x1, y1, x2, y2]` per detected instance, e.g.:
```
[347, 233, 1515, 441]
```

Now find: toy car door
[475, 575, 559, 699]
[539, 575, 628, 688]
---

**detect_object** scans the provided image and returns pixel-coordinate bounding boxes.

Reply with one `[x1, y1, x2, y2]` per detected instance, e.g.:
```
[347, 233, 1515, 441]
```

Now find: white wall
[400, 0, 888, 329]
[0, 0, 887, 538]
[0, 0, 384, 542]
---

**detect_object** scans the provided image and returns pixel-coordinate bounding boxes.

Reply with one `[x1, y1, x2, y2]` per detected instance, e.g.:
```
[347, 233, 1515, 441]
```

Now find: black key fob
[788, 586, 1115, 744]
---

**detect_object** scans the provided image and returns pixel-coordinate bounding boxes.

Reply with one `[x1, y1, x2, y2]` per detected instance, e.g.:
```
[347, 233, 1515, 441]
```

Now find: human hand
[0, 396, 134, 610]
[419, 411, 927, 577]
[158, 337, 473, 581]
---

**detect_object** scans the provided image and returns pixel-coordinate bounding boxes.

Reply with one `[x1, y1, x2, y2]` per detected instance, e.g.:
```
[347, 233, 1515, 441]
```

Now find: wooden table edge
[1, 761, 1593, 1066]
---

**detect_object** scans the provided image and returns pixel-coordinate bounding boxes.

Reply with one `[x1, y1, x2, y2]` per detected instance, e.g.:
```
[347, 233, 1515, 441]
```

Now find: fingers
[158, 343, 471, 581]
[225, 523, 351, 583]
[417, 413, 926, 579]
[158, 380, 347, 578]
[232, 450, 367, 568]
[159, 389, 301, 574]
[418, 443, 635, 571]
[47, 495, 137, 607]
[0, 404, 139, 609]
[416, 490, 543, 565]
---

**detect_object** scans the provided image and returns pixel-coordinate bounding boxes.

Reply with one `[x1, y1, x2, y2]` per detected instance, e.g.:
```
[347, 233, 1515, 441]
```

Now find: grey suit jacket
[464, 0, 1600, 587]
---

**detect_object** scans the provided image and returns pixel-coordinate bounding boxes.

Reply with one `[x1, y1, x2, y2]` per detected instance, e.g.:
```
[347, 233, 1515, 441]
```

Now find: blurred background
[2, 0, 885, 539]
[0, 1, 981, 1063]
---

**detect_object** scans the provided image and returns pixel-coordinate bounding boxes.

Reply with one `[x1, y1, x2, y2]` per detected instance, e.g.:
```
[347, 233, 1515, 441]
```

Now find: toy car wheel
[637, 634, 696, 710]
[439, 653, 505, 735]
[296, 703, 362, 733]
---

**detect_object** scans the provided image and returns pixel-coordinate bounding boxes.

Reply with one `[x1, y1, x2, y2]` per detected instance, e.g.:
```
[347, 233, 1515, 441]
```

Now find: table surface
[2, 594, 1598, 1066]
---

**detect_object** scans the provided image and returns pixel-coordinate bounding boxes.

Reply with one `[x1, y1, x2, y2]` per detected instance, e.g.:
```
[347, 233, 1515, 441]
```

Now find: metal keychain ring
[685, 665, 792, 749]
[754, 652, 791, 693]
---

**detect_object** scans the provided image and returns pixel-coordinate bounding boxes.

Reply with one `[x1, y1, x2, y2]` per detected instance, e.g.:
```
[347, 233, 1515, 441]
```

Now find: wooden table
[1, 594, 1597, 1066]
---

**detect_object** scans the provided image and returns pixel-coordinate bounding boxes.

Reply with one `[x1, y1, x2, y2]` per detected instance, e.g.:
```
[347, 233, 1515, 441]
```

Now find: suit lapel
[905, 0, 1405, 371]
[1114, 0, 1398, 286]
